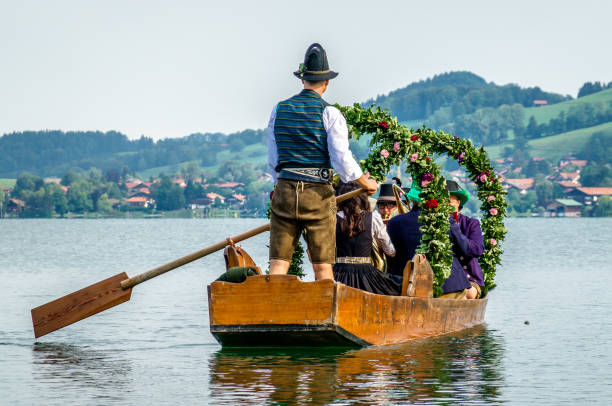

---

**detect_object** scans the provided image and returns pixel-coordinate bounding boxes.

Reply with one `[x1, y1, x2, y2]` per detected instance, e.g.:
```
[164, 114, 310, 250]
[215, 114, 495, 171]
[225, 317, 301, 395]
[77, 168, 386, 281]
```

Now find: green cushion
[215, 266, 259, 283]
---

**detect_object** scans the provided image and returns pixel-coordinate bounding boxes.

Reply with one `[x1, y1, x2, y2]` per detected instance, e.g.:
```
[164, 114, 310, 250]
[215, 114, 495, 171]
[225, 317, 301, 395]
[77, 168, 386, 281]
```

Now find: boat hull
[208, 274, 487, 347]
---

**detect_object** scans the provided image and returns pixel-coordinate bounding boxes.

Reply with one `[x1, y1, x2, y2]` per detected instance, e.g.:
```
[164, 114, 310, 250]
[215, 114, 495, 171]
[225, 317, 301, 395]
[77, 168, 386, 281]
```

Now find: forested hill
[366, 71, 571, 122]
[0, 129, 265, 178]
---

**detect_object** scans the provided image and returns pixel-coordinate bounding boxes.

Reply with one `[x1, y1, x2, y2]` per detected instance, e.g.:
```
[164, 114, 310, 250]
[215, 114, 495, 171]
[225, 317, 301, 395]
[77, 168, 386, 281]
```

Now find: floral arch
[339, 104, 508, 297]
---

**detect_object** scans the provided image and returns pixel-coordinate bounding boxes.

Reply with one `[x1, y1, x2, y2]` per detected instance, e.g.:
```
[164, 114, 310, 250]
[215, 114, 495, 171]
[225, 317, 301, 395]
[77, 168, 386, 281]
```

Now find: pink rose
[487, 195, 495, 201]
[478, 173, 487, 183]
[490, 238, 497, 246]
[381, 149, 389, 158]
[410, 153, 418, 162]
[393, 142, 400, 153]
[489, 208, 498, 216]
[421, 180, 431, 187]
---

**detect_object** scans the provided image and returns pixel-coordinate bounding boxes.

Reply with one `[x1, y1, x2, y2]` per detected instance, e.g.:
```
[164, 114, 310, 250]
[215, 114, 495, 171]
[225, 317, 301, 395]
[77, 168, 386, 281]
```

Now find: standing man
[267, 43, 378, 280]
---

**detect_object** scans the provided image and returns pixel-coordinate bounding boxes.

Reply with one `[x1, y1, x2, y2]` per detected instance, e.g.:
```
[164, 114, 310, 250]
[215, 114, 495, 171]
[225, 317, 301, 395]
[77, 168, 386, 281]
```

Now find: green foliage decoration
[339, 104, 508, 296]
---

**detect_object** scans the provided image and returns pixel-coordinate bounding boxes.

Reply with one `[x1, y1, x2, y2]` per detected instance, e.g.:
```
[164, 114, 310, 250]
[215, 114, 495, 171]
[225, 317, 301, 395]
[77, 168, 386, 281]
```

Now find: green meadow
[524, 88, 612, 124]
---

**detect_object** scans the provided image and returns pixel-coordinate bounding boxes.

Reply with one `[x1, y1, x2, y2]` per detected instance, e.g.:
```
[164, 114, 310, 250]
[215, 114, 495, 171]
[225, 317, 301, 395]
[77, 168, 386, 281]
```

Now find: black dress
[333, 212, 401, 296]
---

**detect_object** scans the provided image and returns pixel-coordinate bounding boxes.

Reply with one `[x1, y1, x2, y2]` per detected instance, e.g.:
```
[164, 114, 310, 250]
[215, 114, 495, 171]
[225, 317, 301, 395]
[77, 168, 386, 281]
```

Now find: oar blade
[31, 272, 132, 338]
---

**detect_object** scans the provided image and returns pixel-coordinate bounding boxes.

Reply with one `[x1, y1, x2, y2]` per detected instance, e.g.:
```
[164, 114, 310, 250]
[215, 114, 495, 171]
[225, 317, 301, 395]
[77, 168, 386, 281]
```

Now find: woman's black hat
[294, 43, 339, 81]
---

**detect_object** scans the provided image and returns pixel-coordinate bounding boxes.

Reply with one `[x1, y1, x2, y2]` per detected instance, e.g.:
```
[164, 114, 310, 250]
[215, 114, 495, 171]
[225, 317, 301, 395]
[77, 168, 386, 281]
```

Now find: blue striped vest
[274, 89, 331, 171]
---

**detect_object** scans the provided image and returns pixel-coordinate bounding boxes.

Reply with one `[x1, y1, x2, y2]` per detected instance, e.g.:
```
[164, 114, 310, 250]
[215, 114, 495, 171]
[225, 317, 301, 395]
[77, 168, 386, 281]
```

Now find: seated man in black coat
[386, 184, 422, 284]
[386, 183, 471, 297]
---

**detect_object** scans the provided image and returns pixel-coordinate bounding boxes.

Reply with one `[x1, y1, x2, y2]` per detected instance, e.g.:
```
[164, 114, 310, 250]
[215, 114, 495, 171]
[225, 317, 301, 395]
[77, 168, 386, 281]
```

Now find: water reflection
[209, 325, 505, 405]
[31, 342, 132, 403]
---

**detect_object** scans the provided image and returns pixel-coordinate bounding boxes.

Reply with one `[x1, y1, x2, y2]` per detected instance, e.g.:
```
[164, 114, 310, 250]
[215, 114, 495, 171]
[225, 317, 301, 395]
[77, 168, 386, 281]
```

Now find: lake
[1, 218, 611, 405]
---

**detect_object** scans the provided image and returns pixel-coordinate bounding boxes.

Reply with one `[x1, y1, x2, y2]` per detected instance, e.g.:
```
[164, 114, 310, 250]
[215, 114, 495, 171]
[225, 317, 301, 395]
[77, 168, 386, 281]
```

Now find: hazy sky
[1, 0, 610, 140]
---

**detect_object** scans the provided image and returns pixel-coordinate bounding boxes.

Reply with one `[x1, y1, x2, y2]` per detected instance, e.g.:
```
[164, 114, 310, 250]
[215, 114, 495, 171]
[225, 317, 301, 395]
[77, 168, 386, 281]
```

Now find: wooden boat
[207, 246, 488, 347]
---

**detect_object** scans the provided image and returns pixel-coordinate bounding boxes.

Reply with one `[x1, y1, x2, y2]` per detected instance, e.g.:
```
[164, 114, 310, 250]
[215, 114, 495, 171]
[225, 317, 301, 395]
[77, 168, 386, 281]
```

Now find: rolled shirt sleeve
[323, 106, 363, 183]
[372, 211, 396, 256]
[267, 106, 278, 182]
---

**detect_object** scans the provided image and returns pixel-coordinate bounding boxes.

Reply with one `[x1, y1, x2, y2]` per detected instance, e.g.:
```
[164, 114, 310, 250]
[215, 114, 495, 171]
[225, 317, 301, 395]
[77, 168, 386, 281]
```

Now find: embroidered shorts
[269, 179, 336, 264]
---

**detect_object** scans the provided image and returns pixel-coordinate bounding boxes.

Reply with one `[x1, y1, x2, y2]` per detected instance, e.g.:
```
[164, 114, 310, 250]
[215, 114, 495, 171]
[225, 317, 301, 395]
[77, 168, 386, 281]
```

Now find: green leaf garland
[339, 104, 507, 296]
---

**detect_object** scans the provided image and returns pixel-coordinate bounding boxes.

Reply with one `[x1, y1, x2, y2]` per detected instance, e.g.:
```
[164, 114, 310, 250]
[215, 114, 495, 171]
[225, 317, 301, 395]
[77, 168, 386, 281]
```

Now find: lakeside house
[7, 198, 25, 214]
[226, 193, 246, 208]
[545, 199, 583, 217]
[125, 196, 155, 208]
[205, 192, 225, 205]
[566, 187, 612, 205]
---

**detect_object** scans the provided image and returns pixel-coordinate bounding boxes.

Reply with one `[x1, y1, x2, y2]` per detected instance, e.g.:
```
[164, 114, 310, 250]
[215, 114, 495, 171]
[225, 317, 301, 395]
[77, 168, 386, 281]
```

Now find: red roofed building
[226, 193, 247, 207]
[172, 178, 187, 188]
[559, 172, 580, 182]
[7, 198, 26, 214]
[557, 181, 581, 193]
[533, 100, 548, 106]
[125, 196, 155, 208]
[125, 181, 143, 190]
[206, 192, 225, 204]
[567, 187, 612, 205]
[570, 160, 588, 167]
[503, 178, 535, 194]
[215, 182, 245, 188]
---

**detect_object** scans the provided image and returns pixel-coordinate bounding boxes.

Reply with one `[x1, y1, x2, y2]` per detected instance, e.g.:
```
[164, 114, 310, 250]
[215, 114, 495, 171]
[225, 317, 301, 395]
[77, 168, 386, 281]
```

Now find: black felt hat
[376, 183, 396, 203]
[294, 43, 339, 81]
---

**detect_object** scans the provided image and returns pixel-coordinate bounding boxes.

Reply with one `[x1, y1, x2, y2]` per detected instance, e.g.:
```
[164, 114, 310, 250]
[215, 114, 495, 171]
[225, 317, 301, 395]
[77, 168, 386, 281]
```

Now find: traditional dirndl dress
[333, 212, 401, 296]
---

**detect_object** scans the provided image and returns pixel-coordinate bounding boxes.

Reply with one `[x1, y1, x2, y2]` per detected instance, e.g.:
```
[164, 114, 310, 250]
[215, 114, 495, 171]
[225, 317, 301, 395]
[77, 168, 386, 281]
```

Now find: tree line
[0, 129, 266, 178]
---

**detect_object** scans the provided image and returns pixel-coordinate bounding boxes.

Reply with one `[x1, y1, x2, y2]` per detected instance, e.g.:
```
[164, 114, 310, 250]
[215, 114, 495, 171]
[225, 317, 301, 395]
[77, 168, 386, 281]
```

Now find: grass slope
[485, 121, 612, 162]
[136, 143, 268, 179]
[0, 178, 16, 188]
[528, 121, 612, 161]
[524, 88, 612, 124]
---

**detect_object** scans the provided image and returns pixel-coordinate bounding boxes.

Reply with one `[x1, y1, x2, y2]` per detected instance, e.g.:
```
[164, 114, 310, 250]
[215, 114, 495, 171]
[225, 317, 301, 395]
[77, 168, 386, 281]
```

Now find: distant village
[0, 171, 275, 218]
[451, 153, 612, 217]
[1, 153, 611, 218]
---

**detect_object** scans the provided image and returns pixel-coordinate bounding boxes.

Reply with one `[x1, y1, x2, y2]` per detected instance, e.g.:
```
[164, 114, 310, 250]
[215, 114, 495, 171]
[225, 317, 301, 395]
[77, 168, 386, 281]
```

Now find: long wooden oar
[31, 187, 366, 338]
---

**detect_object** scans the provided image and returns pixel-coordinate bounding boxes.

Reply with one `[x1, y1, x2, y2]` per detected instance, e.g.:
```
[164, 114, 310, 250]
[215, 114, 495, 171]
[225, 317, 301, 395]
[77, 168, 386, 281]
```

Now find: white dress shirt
[267, 104, 364, 183]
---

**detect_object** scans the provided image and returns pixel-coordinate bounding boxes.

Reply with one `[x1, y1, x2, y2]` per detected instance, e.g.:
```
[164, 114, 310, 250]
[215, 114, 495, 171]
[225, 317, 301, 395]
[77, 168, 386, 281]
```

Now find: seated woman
[442, 180, 485, 299]
[333, 181, 401, 296]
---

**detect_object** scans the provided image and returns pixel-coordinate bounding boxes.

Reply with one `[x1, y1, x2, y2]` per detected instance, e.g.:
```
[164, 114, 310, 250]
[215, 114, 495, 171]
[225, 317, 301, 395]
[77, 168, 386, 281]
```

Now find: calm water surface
[1, 218, 611, 405]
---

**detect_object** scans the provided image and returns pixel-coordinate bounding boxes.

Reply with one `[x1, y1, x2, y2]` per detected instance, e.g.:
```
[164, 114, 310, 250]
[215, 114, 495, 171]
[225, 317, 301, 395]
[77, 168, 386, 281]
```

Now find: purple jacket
[449, 213, 485, 287]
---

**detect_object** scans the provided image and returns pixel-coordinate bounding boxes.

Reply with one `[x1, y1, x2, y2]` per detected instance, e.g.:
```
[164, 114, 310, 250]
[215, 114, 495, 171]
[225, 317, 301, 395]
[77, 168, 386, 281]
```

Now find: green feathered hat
[446, 180, 470, 208]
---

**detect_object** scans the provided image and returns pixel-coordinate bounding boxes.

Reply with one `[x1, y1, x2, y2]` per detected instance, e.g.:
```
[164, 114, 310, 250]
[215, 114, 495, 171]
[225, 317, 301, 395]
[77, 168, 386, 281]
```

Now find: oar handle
[120, 223, 270, 289]
[120, 187, 367, 290]
[335, 187, 367, 204]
